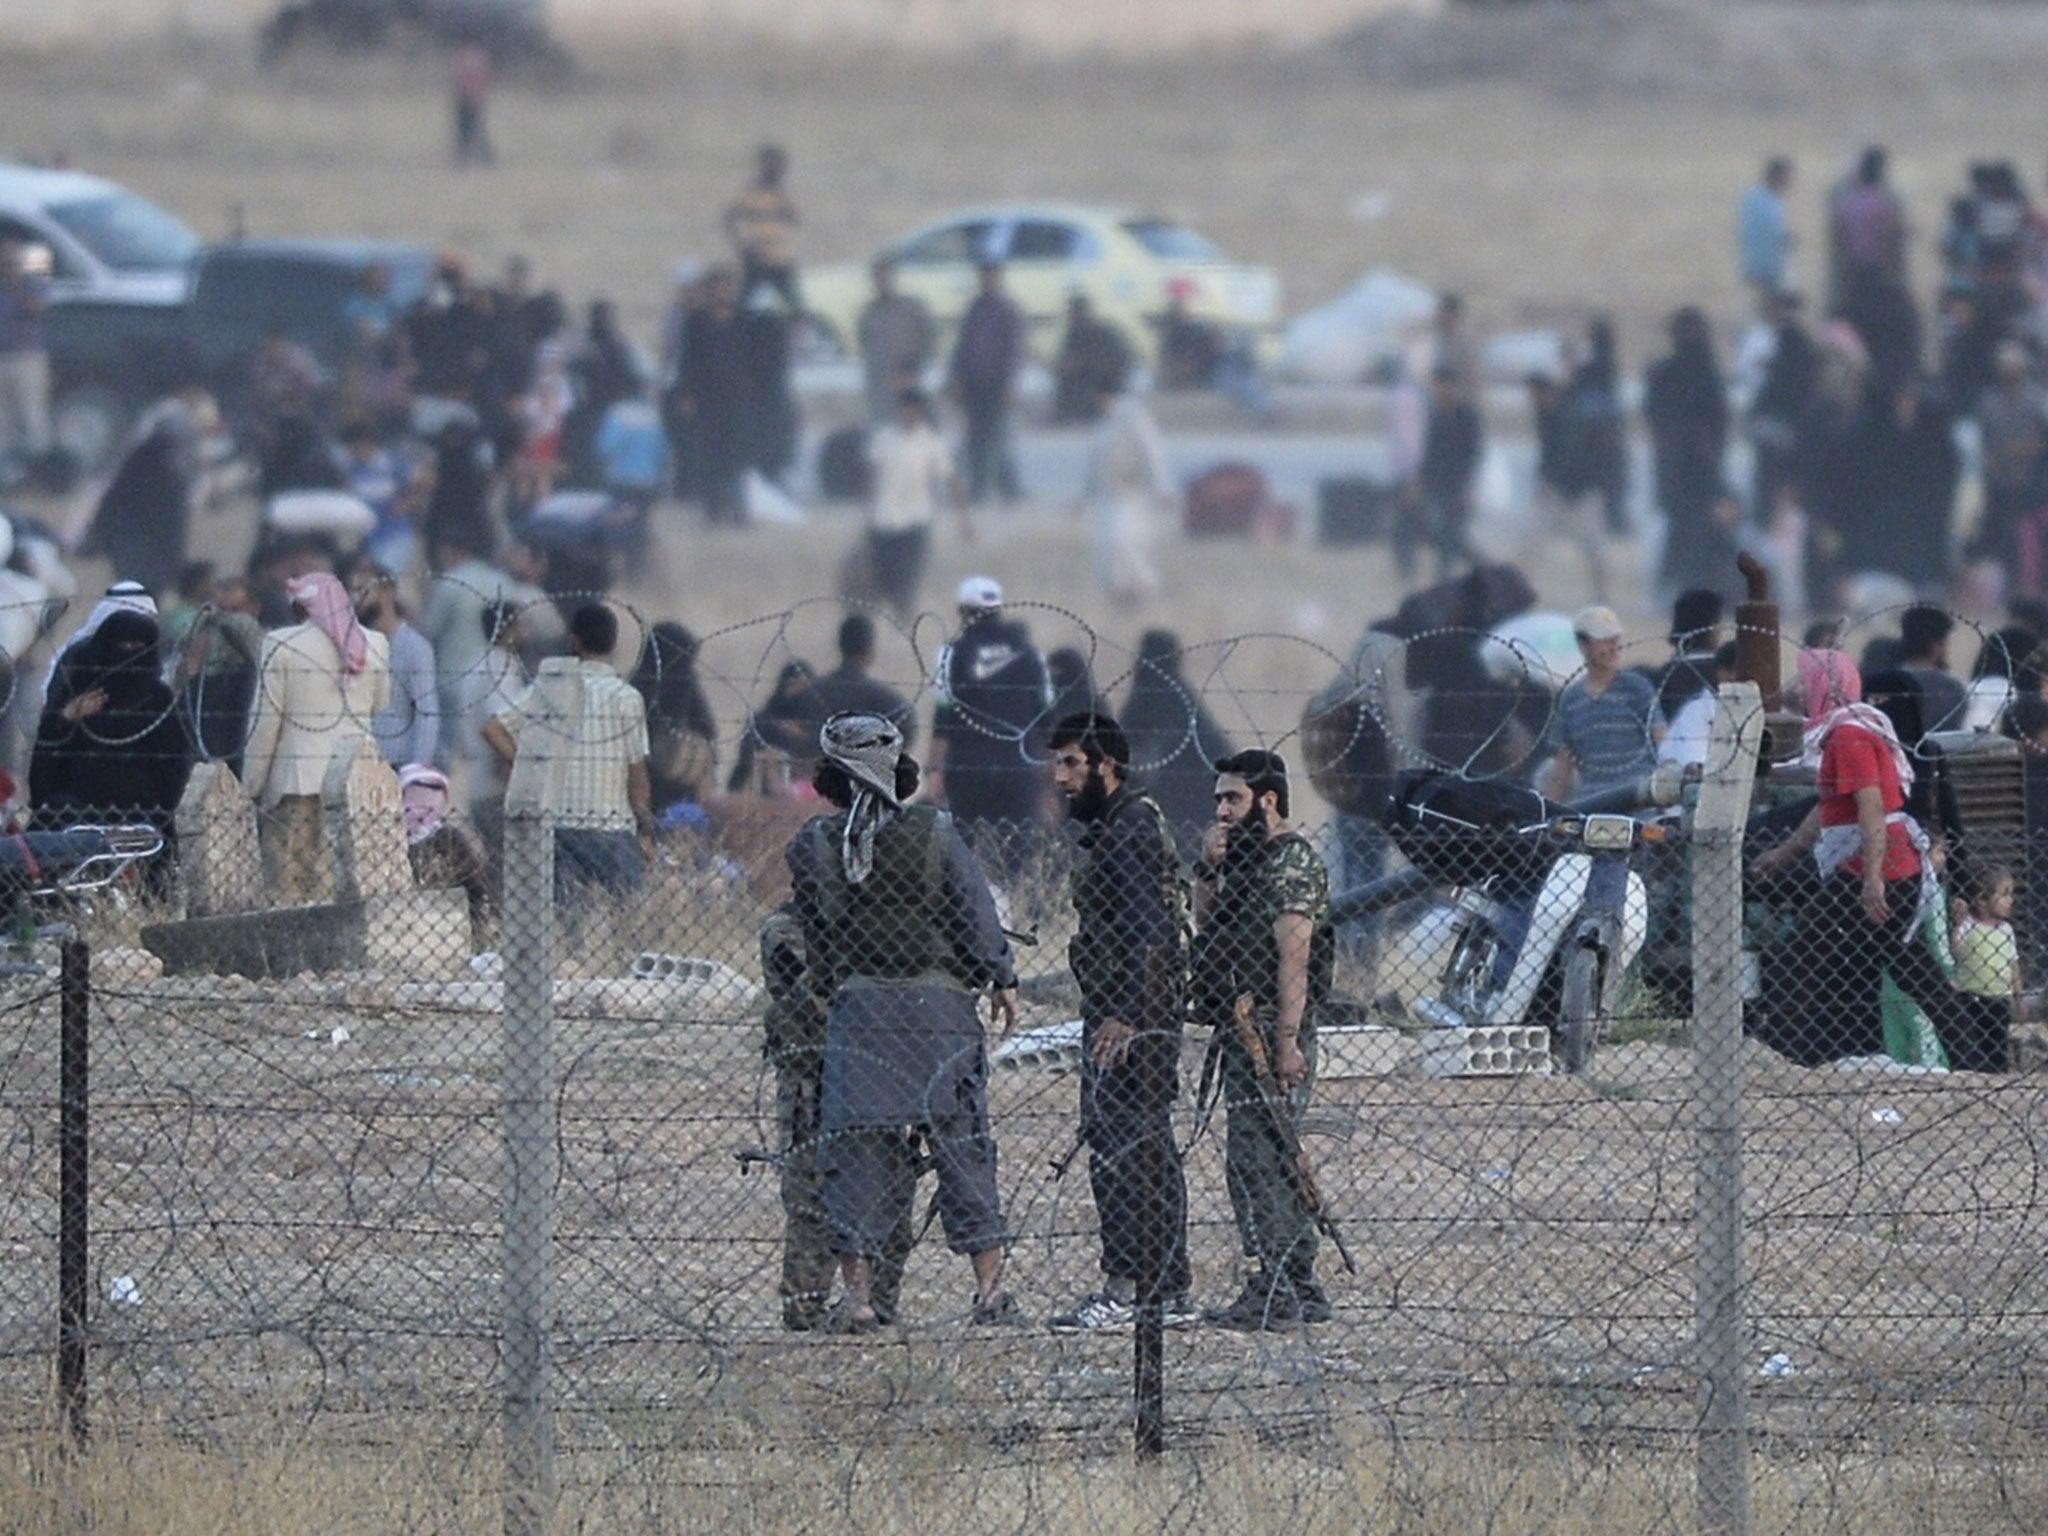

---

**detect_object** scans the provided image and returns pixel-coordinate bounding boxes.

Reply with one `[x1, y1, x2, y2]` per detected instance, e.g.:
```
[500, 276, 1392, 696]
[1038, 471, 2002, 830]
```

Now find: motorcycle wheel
[1441, 919, 1498, 1020]
[1557, 944, 1603, 1076]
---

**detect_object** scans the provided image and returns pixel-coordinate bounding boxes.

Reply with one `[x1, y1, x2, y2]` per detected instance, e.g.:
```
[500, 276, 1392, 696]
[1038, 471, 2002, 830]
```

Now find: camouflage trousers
[777, 1063, 916, 1327]
[1219, 1016, 1320, 1283]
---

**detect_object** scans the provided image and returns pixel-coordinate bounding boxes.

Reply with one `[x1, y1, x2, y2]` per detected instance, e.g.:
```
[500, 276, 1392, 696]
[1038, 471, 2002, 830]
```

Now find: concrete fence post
[1692, 682, 1763, 1536]
[501, 662, 581, 1536]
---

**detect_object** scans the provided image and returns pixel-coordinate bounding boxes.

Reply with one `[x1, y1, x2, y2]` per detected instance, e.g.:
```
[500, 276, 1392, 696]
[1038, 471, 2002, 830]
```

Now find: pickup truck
[0, 161, 200, 473]
[49, 234, 435, 470]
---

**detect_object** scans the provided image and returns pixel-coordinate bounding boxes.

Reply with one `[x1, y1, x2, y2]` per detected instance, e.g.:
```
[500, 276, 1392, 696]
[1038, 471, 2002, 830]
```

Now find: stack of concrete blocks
[1317, 1024, 1421, 1079]
[1420, 1023, 1553, 1078]
[991, 1018, 1085, 1072]
[628, 951, 758, 999]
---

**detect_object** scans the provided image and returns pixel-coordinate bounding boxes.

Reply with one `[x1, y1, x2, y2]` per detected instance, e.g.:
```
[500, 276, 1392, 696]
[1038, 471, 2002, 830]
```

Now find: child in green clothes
[1950, 866, 2017, 1074]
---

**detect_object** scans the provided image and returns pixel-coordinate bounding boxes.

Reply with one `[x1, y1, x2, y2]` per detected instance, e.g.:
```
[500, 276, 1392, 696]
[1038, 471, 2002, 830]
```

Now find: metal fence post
[1133, 1120, 1165, 1459]
[501, 662, 580, 1536]
[1692, 682, 1762, 1536]
[58, 935, 89, 1448]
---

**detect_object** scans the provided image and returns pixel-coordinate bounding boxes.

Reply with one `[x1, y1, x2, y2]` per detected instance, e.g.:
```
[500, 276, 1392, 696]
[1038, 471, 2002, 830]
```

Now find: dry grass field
[7, 4, 2048, 353]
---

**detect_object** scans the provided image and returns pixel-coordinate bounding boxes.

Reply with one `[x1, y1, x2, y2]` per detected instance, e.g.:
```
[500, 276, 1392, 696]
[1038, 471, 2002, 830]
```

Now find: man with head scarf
[784, 711, 1021, 1331]
[399, 762, 493, 944]
[241, 571, 392, 905]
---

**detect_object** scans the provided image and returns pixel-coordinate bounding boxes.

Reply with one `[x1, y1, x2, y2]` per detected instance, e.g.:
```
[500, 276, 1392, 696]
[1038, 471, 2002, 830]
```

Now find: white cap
[956, 575, 1003, 611]
[1573, 604, 1625, 642]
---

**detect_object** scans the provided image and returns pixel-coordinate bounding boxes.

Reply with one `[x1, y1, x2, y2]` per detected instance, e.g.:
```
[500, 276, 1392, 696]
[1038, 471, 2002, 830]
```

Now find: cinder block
[992, 1019, 1085, 1073]
[628, 952, 762, 1005]
[1420, 1024, 1552, 1078]
[1318, 1024, 1420, 1080]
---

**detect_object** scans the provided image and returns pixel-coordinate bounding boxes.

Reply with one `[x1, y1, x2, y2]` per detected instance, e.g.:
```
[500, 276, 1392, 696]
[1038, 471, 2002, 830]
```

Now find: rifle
[1227, 995, 1358, 1275]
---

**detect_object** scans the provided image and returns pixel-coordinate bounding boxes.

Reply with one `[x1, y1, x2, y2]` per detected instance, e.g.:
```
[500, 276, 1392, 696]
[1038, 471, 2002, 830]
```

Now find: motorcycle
[0, 823, 166, 958]
[1332, 765, 1688, 1075]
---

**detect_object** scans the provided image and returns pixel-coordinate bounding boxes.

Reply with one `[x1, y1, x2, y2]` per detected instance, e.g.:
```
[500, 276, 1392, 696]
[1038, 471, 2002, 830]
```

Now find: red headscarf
[287, 572, 370, 678]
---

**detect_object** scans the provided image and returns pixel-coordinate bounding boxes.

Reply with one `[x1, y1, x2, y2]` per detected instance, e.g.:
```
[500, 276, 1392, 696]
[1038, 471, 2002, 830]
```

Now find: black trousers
[1950, 991, 2012, 1075]
[1762, 874, 1966, 1067]
[1080, 1022, 1192, 1299]
[959, 384, 1017, 505]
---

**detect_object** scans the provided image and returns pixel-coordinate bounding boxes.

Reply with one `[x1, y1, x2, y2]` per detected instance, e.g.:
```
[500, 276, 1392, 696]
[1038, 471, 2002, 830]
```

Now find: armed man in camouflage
[1192, 748, 1336, 1331]
[759, 903, 917, 1331]
[1043, 713, 1196, 1333]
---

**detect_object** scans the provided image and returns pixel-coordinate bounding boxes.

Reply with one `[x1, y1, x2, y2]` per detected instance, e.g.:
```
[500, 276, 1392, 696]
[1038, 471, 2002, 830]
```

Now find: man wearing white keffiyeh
[786, 712, 1024, 1331]
[818, 710, 906, 886]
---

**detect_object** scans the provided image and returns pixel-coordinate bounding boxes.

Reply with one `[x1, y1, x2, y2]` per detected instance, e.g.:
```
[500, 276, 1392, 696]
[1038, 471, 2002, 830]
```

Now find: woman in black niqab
[30, 610, 193, 827]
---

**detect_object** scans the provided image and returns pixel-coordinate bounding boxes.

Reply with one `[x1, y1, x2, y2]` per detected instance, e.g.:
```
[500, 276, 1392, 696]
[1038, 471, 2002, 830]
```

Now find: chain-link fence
[0, 593, 2044, 1534]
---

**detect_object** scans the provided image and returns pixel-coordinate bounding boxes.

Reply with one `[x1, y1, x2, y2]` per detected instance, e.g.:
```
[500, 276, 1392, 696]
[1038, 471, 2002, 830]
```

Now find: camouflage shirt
[1197, 829, 1333, 1016]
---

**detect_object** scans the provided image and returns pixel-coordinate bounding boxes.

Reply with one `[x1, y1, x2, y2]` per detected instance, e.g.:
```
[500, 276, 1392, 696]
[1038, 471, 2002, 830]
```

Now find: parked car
[799, 203, 1281, 370]
[0, 161, 202, 472]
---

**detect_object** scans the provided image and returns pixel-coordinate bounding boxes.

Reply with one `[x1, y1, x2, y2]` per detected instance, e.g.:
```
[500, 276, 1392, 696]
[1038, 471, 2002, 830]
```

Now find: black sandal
[827, 1300, 881, 1335]
[971, 1290, 1022, 1326]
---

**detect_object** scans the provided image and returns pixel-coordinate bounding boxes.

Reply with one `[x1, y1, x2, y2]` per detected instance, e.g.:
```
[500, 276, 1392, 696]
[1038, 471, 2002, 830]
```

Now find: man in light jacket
[242, 572, 391, 904]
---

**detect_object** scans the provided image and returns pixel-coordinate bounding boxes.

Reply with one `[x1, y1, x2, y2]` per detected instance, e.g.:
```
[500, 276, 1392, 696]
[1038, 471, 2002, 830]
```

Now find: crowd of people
[3, 137, 2046, 1337]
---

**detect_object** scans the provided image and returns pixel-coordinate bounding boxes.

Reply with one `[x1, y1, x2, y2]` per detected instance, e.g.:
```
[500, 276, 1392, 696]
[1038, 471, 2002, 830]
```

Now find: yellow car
[799, 202, 1282, 368]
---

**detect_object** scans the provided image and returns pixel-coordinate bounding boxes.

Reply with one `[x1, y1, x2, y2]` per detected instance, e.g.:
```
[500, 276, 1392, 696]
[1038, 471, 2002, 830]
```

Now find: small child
[1951, 865, 2018, 1074]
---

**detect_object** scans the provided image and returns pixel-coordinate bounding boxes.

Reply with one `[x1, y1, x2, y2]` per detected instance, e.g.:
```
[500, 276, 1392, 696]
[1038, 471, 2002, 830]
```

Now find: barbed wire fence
[0, 588, 2041, 1533]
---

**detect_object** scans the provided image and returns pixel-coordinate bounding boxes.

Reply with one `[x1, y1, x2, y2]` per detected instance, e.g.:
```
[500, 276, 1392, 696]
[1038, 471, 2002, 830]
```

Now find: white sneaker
[1048, 1290, 1136, 1333]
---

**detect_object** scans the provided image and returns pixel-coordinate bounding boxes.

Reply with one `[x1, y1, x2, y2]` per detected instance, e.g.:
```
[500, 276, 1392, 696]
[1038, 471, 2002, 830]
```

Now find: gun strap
[1182, 1025, 1229, 1156]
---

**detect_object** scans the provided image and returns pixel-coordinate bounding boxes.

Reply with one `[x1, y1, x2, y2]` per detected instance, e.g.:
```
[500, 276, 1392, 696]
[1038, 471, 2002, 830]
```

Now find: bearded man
[1043, 713, 1195, 1333]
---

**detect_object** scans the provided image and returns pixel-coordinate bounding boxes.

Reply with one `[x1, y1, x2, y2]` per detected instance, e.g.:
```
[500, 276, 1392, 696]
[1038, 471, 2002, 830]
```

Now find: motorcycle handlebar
[1563, 761, 1698, 817]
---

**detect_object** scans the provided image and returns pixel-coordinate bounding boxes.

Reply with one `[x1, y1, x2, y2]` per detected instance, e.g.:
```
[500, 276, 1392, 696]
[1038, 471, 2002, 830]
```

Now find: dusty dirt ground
[2, 938, 2043, 1531]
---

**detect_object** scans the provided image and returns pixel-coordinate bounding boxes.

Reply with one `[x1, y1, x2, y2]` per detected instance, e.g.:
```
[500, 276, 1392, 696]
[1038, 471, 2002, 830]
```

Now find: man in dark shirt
[1900, 604, 1968, 734]
[1653, 588, 1725, 730]
[810, 612, 916, 749]
[1044, 713, 1193, 1332]
[948, 260, 1025, 505]
[1747, 289, 1819, 526]
[1052, 294, 1130, 424]
[927, 576, 1052, 856]
[1405, 365, 1482, 579]
[674, 266, 753, 525]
